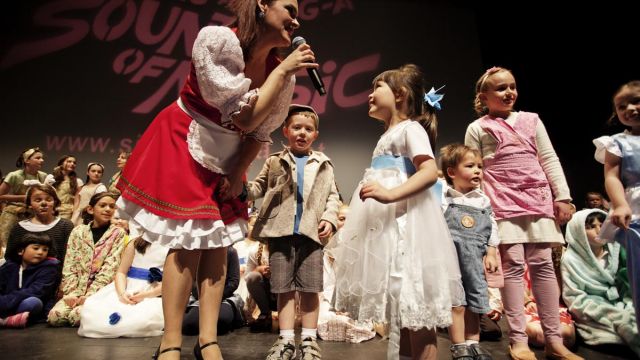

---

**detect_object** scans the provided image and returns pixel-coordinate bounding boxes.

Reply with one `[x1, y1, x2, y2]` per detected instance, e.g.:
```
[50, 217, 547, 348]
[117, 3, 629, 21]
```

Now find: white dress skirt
[78, 242, 170, 338]
[332, 121, 464, 359]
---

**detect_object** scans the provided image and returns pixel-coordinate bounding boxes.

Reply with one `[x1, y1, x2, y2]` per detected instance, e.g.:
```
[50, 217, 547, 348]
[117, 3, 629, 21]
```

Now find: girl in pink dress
[115, 1, 318, 359]
[465, 67, 580, 360]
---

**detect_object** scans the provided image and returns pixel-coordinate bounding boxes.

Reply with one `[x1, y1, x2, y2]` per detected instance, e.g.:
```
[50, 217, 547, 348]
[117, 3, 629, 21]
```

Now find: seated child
[583, 192, 609, 211]
[523, 262, 575, 348]
[562, 209, 639, 356]
[182, 246, 242, 336]
[317, 203, 376, 344]
[78, 238, 169, 338]
[47, 192, 126, 326]
[0, 233, 59, 327]
[245, 241, 277, 332]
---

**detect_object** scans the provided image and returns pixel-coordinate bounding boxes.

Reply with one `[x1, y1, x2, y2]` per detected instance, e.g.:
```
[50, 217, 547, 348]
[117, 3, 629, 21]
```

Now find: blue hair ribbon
[424, 85, 446, 111]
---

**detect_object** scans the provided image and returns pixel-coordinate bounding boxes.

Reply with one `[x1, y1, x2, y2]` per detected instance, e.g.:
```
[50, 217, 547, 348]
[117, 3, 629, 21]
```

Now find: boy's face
[337, 207, 350, 230]
[19, 244, 49, 266]
[586, 194, 602, 209]
[283, 113, 318, 155]
[448, 152, 483, 194]
[585, 217, 605, 249]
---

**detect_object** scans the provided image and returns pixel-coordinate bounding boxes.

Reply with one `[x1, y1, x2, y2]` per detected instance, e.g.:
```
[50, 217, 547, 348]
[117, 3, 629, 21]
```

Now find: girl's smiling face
[614, 84, 640, 134]
[88, 196, 116, 227]
[62, 157, 77, 173]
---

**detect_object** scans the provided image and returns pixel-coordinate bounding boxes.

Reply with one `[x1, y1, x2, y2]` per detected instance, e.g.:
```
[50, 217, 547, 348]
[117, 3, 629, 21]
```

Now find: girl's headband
[87, 162, 105, 171]
[22, 147, 40, 162]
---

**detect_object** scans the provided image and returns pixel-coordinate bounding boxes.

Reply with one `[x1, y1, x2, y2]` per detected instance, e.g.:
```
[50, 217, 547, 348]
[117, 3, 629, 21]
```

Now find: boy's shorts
[268, 234, 323, 293]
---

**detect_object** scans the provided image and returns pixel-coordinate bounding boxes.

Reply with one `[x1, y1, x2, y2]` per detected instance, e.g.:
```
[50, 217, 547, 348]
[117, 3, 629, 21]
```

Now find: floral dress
[47, 223, 125, 326]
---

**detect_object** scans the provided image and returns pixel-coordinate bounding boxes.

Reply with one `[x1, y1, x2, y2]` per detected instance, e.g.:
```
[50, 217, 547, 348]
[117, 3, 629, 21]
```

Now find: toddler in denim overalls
[440, 144, 500, 360]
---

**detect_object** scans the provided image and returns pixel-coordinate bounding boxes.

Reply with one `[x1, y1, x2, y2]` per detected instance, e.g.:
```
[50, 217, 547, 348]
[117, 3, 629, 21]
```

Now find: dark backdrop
[1, 1, 638, 205]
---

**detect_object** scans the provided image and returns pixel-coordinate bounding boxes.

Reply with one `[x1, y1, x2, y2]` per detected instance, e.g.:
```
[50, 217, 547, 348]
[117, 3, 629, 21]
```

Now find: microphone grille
[292, 36, 306, 48]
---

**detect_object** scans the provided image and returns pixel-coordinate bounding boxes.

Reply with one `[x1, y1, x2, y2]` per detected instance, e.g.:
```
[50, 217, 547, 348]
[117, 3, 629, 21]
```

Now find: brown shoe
[544, 347, 584, 360]
[509, 345, 537, 360]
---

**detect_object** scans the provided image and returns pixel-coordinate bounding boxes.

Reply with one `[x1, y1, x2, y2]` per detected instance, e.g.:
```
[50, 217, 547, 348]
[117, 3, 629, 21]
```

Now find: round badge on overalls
[461, 215, 475, 228]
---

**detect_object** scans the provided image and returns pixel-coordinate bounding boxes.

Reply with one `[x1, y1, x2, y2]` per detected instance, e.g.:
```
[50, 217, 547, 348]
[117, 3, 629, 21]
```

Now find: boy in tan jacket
[248, 104, 340, 360]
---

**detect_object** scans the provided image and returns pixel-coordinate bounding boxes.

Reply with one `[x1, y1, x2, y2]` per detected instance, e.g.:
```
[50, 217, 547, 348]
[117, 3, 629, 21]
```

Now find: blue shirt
[293, 153, 309, 234]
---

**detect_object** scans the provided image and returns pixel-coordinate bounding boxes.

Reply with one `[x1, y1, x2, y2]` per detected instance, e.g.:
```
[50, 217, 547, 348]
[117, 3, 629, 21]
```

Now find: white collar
[19, 217, 61, 232]
[446, 186, 483, 198]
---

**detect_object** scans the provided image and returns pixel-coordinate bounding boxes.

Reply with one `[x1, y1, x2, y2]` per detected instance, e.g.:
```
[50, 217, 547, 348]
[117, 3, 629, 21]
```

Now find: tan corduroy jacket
[248, 147, 340, 245]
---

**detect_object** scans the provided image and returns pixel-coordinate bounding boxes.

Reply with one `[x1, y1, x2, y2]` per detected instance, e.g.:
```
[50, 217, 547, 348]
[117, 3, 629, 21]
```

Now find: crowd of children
[0, 65, 638, 360]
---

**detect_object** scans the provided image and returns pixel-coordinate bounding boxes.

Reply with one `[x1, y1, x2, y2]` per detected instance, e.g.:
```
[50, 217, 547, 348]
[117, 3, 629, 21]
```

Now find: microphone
[292, 36, 326, 95]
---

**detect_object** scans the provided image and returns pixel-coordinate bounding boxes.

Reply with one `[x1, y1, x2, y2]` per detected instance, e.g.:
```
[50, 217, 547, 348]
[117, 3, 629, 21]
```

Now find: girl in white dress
[71, 163, 107, 226]
[333, 64, 463, 360]
[78, 238, 169, 338]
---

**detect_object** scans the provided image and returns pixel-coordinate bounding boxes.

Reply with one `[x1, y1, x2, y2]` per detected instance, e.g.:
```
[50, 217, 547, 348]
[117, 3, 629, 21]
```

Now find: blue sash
[371, 155, 416, 175]
[127, 266, 150, 280]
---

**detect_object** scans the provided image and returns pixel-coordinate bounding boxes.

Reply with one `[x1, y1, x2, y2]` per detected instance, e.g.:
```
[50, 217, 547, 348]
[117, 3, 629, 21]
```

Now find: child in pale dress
[593, 80, 640, 326]
[465, 66, 580, 360]
[71, 163, 107, 226]
[0, 148, 49, 258]
[78, 237, 169, 338]
[333, 64, 463, 360]
[51, 155, 82, 220]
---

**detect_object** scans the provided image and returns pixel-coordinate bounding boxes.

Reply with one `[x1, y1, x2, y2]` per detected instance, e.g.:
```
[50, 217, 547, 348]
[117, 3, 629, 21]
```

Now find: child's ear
[446, 167, 456, 180]
[479, 93, 487, 103]
[395, 87, 408, 103]
[87, 206, 95, 216]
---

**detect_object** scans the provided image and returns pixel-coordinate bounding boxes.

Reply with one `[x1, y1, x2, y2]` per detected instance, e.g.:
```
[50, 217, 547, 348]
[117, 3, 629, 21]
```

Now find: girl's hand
[256, 265, 271, 279]
[611, 204, 632, 229]
[118, 292, 136, 305]
[486, 310, 501, 321]
[483, 248, 499, 273]
[219, 175, 244, 201]
[359, 181, 394, 204]
[318, 220, 333, 239]
[130, 291, 147, 303]
[77, 296, 87, 306]
[553, 201, 573, 225]
[276, 43, 318, 77]
[525, 300, 537, 313]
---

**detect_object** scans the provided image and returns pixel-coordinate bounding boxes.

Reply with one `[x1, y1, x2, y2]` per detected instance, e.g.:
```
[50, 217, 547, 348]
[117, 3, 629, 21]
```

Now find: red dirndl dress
[116, 26, 293, 249]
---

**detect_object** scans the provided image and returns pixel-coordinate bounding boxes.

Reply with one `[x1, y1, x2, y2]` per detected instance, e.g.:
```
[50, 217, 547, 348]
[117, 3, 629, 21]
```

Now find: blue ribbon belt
[127, 267, 150, 280]
[371, 155, 416, 175]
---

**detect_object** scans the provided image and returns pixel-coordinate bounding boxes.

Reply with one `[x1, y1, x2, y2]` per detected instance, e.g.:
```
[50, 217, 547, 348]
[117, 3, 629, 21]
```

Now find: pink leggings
[499, 243, 561, 345]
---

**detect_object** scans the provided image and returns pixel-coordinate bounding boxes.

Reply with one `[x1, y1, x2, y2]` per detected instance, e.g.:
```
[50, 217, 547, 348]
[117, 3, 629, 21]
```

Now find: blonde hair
[373, 64, 438, 152]
[473, 66, 512, 116]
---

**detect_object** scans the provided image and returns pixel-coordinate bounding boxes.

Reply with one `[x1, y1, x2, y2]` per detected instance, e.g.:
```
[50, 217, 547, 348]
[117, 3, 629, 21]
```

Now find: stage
[1, 321, 636, 359]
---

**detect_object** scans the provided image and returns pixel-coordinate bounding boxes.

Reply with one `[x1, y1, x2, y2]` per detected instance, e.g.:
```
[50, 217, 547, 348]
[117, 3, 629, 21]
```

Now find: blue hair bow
[424, 85, 445, 111]
[148, 267, 163, 283]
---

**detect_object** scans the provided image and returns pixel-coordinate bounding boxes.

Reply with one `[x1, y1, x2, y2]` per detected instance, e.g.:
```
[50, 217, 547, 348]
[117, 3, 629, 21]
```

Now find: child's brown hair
[439, 143, 481, 185]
